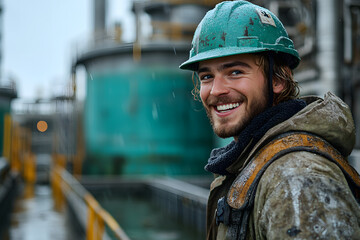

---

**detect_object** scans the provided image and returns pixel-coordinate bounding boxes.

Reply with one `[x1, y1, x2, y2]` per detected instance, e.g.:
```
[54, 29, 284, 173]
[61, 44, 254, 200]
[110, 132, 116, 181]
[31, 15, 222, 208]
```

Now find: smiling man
[180, 1, 360, 240]
[198, 54, 270, 140]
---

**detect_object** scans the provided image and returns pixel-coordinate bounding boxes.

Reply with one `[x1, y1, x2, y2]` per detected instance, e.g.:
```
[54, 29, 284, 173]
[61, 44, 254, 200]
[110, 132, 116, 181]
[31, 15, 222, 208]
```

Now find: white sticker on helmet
[256, 8, 276, 27]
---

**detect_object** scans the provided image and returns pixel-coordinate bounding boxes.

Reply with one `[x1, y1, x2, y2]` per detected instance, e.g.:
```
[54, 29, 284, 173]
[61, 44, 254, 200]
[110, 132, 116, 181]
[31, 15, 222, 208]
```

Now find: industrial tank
[77, 42, 214, 175]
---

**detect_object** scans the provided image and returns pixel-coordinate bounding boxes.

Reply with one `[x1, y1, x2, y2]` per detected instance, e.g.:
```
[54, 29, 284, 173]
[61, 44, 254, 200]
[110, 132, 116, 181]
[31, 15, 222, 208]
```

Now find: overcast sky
[2, 0, 134, 101]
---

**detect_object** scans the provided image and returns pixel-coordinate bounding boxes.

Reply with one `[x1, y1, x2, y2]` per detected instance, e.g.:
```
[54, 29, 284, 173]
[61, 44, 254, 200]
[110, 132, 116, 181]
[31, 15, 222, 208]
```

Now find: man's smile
[215, 102, 240, 112]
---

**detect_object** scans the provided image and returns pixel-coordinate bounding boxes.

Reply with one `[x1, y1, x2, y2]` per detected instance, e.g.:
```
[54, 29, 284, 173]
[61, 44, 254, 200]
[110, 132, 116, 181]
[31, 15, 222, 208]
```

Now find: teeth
[216, 103, 240, 111]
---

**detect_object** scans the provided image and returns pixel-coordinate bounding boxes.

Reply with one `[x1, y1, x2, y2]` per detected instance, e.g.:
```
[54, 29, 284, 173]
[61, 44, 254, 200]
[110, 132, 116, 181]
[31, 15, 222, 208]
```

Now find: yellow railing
[3, 115, 36, 183]
[23, 152, 36, 183]
[3, 114, 12, 161]
[51, 165, 130, 240]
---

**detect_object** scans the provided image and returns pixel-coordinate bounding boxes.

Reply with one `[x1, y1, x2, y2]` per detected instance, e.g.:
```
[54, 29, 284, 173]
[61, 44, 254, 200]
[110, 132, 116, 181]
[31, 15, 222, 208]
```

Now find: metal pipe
[316, 0, 340, 95]
[93, 0, 106, 33]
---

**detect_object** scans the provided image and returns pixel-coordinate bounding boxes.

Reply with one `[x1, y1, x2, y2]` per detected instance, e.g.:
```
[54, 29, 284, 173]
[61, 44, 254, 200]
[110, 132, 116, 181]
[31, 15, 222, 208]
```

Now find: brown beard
[204, 103, 266, 138]
[203, 95, 244, 138]
[203, 92, 268, 139]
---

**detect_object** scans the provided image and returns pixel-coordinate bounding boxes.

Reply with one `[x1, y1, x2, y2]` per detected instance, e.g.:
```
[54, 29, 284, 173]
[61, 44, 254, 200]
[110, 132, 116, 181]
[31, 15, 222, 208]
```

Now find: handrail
[52, 166, 131, 240]
[3, 114, 12, 161]
[5, 117, 36, 181]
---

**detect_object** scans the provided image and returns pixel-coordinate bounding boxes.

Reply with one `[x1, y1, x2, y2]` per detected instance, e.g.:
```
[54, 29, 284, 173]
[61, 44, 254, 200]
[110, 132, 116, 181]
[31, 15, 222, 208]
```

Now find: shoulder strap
[216, 132, 360, 240]
[227, 131, 360, 209]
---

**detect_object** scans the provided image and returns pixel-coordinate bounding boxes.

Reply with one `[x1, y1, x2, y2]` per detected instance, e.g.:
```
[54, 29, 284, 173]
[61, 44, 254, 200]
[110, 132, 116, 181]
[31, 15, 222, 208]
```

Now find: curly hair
[191, 53, 300, 105]
[191, 72, 201, 102]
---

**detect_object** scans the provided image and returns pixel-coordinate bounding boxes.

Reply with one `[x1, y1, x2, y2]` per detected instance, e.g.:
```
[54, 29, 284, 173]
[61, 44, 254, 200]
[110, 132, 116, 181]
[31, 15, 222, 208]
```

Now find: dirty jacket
[207, 92, 360, 239]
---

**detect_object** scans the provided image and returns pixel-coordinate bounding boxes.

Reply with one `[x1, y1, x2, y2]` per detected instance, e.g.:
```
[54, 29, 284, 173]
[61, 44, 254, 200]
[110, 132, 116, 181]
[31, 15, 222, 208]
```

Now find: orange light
[37, 120, 48, 132]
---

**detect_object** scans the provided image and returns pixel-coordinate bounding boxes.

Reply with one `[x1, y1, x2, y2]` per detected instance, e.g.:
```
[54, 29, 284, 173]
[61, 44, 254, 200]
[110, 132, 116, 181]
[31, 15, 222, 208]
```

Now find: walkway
[5, 183, 83, 240]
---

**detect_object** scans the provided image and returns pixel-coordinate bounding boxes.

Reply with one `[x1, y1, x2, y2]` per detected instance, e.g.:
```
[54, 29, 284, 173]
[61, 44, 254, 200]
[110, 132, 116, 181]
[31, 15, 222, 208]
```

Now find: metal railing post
[51, 167, 131, 240]
[3, 114, 12, 160]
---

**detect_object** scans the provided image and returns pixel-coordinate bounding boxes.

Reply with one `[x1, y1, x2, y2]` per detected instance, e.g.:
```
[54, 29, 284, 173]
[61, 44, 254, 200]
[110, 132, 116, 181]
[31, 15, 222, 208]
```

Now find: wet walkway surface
[5, 183, 81, 240]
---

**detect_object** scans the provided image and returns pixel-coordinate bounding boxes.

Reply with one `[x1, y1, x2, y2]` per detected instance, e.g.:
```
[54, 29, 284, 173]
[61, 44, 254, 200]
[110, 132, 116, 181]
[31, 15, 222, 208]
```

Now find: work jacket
[207, 92, 360, 239]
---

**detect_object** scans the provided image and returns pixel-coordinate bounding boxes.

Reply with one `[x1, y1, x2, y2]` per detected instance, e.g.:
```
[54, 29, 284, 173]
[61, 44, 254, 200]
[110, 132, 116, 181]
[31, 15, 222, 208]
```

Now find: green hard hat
[179, 0, 300, 71]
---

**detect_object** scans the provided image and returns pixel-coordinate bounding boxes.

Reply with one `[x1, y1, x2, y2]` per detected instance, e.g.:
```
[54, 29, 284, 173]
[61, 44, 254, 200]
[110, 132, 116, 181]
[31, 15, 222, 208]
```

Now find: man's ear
[272, 78, 285, 94]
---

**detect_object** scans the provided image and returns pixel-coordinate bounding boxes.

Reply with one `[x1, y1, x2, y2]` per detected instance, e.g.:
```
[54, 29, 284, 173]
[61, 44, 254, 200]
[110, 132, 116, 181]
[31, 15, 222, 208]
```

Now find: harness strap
[216, 132, 360, 240]
[227, 131, 360, 209]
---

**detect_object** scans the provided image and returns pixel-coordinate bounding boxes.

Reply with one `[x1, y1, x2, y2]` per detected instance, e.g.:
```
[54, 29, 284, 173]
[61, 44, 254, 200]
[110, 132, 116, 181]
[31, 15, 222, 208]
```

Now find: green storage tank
[76, 42, 214, 175]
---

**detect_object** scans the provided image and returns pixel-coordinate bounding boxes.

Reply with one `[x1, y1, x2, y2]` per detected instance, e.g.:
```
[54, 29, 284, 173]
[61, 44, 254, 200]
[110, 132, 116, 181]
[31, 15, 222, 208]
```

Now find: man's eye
[200, 74, 212, 81]
[231, 70, 243, 75]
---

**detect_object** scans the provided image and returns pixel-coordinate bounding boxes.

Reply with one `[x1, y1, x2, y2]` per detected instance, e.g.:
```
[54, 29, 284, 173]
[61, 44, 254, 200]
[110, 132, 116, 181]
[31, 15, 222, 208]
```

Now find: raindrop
[152, 102, 159, 120]
[116, 134, 124, 146]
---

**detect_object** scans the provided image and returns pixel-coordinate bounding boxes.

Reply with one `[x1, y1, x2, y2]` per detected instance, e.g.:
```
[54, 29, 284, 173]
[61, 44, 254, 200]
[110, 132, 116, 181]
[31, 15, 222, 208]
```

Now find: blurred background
[0, 0, 359, 239]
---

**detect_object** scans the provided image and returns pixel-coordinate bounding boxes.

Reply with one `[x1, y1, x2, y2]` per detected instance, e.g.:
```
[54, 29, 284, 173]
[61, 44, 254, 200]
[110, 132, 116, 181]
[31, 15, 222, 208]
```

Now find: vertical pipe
[316, 0, 339, 95]
[93, 0, 107, 40]
[133, 1, 143, 62]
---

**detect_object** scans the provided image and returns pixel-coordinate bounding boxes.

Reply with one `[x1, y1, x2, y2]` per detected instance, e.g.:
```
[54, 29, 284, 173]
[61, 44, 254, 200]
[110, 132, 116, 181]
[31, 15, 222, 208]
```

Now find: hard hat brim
[179, 46, 300, 71]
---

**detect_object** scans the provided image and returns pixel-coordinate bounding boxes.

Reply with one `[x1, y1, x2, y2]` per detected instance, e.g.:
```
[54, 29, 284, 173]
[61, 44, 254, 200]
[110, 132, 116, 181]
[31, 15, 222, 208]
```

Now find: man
[179, 1, 360, 239]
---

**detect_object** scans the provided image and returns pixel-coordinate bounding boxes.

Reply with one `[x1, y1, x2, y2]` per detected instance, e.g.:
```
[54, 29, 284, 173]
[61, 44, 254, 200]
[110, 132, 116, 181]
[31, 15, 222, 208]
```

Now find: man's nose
[210, 76, 230, 96]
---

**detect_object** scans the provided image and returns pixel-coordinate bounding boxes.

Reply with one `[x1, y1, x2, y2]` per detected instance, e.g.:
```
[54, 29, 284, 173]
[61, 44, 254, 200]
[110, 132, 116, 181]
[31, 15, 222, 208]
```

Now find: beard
[203, 91, 268, 139]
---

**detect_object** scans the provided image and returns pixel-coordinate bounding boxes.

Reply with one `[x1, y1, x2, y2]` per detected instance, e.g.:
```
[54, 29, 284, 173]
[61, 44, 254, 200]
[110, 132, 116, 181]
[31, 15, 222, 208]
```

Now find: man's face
[197, 54, 268, 139]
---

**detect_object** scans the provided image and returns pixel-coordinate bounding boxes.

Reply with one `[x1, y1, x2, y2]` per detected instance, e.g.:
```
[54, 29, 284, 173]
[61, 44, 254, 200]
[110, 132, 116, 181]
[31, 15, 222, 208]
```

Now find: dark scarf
[205, 99, 307, 175]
